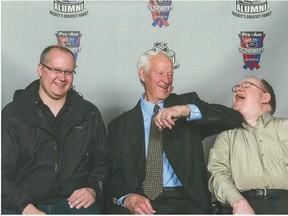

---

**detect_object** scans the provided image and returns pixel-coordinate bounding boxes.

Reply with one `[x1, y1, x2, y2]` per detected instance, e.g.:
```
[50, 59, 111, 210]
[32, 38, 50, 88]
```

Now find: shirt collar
[140, 93, 164, 116]
[242, 112, 274, 130]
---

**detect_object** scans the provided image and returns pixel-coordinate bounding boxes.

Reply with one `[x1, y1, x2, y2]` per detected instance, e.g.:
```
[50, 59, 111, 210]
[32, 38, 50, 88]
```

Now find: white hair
[137, 50, 171, 73]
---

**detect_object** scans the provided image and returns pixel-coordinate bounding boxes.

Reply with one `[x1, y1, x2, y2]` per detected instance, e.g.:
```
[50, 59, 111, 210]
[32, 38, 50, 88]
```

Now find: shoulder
[271, 116, 288, 129]
[165, 92, 200, 106]
[108, 102, 141, 127]
[2, 102, 14, 117]
[167, 92, 199, 100]
[2, 87, 33, 118]
[273, 117, 288, 123]
[264, 115, 288, 140]
[264, 113, 288, 127]
[69, 89, 92, 107]
[69, 90, 102, 116]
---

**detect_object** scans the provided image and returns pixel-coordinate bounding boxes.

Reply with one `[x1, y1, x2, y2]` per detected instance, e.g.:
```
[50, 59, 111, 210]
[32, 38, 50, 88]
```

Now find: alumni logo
[56, 31, 82, 60]
[239, 31, 265, 70]
[50, 0, 88, 18]
[232, 0, 272, 19]
[148, 0, 173, 28]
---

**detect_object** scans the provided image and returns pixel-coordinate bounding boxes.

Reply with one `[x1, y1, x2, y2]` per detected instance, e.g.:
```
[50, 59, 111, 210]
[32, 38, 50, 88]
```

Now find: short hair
[137, 50, 171, 73]
[261, 78, 276, 114]
[39, 45, 75, 65]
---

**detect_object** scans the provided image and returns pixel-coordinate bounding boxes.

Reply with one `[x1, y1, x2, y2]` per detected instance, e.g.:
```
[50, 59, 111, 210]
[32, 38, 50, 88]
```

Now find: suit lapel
[163, 97, 177, 151]
[123, 102, 146, 184]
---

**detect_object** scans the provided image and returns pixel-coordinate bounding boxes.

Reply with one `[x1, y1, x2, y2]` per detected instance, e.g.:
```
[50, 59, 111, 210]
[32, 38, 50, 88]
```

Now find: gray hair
[137, 50, 171, 73]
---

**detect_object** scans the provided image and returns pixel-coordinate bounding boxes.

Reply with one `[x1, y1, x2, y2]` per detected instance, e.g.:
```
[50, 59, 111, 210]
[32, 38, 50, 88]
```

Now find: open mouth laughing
[235, 94, 245, 101]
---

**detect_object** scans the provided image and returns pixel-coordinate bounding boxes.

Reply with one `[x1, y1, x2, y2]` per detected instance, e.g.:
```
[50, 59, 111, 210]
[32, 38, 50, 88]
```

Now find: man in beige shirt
[208, 76, 288, 214]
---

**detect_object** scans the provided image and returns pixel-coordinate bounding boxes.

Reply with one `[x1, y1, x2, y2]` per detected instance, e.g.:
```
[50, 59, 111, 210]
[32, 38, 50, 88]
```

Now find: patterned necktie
[143, 105, 163, 200]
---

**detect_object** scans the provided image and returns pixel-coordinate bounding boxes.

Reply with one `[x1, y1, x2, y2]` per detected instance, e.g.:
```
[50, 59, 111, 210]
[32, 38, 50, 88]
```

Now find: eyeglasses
[231, 81, 266, 93]
[41, 64, 76, 77]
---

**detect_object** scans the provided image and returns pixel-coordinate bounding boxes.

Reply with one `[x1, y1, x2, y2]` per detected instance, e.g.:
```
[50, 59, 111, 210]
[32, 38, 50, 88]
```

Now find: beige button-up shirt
[208, 112, 288, 206]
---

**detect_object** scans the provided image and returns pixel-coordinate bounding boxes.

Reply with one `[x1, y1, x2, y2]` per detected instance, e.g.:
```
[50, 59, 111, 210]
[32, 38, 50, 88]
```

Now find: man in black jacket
[106, 50, 243, 214]
[1, 45, 111, 214]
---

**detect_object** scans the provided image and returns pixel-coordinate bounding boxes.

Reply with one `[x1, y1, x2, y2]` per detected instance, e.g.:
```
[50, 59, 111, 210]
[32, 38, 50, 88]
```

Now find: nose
[162, 73, 172, 83]
[237, 84, 245, 91]
[58, 71, 66, 80]
[233, 84, 243, 92]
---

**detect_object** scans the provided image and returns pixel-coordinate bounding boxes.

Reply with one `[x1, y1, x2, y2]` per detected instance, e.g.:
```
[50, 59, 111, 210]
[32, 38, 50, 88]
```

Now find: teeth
[159, 85, 168, 89]
[236, 94, 245, 101]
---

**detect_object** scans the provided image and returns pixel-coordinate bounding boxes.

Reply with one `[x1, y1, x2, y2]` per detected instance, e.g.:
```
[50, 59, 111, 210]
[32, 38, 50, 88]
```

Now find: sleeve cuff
[115, 194, 130, 207]
[186, 104, 202, 121]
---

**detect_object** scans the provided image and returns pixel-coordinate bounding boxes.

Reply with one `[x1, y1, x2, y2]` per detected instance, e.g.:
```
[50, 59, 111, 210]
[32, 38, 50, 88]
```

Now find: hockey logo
[149, 42, 180, 69]
[239, 31, 265, 70]
[148, 0, 173, 28]
[56, 31, 82, 60]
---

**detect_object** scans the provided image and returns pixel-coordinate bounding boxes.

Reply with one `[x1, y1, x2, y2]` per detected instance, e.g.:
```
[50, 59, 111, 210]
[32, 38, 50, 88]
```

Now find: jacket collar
[12, 80, 94, 127]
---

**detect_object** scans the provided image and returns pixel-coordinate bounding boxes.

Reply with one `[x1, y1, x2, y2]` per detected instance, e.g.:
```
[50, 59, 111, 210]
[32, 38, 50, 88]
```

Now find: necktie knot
[153, 105, 160, 116]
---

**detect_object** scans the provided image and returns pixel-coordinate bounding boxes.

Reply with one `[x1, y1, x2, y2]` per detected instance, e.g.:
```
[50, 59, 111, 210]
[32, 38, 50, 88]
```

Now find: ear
[138, 68, 146, 83]
[37, 64, 43, 77]
[262, 92, 271, 104]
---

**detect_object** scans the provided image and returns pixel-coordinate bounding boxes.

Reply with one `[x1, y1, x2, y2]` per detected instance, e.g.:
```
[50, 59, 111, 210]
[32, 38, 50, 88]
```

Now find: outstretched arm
[156, 92, 243, 134]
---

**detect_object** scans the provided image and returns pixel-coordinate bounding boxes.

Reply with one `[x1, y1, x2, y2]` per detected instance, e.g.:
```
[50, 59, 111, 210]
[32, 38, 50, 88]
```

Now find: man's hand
[154, 105, 190, 130]
[232, 199, 255, 214]
[67, 188, 96, 209]
[22, 204, 46, 214]
[123, 193, 156, 214]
